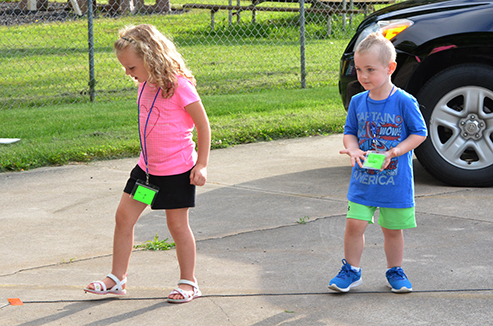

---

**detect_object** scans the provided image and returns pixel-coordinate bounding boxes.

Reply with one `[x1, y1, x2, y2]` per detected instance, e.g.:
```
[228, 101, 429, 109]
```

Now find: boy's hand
[380, 147, 402, 170]
[340, 148, 367, 168]
[380, 134, 426, 170]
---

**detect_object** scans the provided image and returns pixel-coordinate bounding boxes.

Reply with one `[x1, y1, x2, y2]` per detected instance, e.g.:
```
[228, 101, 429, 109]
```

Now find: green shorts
[347, 201, 416, 230]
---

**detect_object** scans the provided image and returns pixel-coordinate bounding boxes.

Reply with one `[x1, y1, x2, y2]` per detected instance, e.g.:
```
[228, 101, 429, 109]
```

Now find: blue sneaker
[386, 267, 413, 293]
[328, 259, 363, 292]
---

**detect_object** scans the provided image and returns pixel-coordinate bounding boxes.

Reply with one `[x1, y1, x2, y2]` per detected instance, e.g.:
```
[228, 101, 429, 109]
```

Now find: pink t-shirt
[137, 76, 200, 176]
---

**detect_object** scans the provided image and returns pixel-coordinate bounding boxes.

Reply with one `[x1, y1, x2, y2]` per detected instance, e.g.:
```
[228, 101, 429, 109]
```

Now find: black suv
[339, 0, 493, 186]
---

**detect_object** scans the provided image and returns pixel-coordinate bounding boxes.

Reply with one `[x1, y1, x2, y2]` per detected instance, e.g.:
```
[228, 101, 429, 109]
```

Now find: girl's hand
[340, 148, 367, 168]
[190, 164, 207, 186]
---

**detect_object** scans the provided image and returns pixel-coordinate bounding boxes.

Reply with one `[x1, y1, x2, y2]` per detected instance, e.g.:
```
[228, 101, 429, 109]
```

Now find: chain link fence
[0, 0, 395, 109]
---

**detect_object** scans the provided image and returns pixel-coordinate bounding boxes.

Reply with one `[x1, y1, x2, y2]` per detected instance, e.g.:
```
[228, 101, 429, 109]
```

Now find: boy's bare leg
[381, 227, 404, 268]
[344, 218, 369, 267]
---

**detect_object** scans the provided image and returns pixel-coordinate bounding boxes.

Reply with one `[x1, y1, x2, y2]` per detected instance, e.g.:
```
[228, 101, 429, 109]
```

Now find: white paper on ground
[0, 138, 21, 144]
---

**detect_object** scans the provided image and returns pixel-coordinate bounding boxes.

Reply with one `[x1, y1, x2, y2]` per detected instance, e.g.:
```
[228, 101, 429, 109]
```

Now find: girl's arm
[339, 134, 366, 168]
[185, 101, 211, 186]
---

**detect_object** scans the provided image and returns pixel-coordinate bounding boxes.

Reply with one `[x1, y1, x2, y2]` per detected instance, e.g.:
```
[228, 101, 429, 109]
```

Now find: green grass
[0, 2, 363, 108]
[0, 86, 346, 172]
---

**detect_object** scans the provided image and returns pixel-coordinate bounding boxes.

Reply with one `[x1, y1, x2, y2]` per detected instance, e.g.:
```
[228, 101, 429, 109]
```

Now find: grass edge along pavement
[0, 86, 347, 172]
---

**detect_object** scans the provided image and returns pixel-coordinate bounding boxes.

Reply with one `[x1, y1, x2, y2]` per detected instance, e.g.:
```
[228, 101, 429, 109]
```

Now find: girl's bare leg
[166, 207, 197, 300]
[87, 193, 147, 290]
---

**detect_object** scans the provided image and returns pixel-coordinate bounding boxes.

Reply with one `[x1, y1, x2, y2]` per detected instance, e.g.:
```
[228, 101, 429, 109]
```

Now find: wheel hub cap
[459, 114, 486, 140]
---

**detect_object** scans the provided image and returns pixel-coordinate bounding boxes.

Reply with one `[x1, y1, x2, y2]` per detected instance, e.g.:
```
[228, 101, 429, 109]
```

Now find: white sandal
[84, 273, 127, 295]
[167, 279, 202, 303]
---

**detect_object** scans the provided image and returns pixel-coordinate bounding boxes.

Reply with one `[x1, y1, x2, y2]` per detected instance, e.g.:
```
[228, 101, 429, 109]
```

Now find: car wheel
[415, 64, 493, 187]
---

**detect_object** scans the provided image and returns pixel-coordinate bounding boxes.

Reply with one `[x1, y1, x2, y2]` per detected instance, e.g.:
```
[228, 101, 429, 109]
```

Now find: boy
[329, 32, 427, 293]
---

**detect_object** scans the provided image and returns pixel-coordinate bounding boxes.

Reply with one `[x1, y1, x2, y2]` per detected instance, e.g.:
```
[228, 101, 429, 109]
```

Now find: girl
[85, 24, 211, 304]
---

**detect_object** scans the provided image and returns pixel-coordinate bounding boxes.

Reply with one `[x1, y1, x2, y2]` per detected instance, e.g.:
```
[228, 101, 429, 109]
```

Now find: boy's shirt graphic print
[356, 113, 404, 178]
[344, 88, 427, 208]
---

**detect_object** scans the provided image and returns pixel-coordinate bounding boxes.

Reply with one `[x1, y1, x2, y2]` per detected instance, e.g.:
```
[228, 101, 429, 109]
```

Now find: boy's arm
[382, 134, 427, 170]
[340, 134, 366, 168]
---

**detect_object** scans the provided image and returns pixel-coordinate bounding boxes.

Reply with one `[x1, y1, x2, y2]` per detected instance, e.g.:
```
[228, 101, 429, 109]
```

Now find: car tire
[415, 63, 493, 187]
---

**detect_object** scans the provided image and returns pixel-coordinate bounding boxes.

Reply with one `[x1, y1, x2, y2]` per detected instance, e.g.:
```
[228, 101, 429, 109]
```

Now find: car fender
[398, 34, 493, 96]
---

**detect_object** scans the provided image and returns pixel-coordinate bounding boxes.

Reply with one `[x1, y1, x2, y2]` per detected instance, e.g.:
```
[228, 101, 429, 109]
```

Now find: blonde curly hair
[114, 24, 196, 98]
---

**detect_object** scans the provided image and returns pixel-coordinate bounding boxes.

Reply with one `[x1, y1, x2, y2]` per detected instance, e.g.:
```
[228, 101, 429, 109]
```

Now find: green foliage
[297, 216, 310, 224]
[134, 234, 176, 251]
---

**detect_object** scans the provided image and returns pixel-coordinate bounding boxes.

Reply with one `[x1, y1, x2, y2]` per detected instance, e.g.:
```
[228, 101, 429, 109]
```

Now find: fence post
[228, 0, 232, 26]
[88, 0, 96, 102]
[237, 0, 241, 23]
[299, 0, 306, 89]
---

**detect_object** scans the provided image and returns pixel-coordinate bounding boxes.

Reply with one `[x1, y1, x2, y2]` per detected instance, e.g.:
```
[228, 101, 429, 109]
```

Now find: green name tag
[363, 152, 386, 170]
[131, 180, 159, 206]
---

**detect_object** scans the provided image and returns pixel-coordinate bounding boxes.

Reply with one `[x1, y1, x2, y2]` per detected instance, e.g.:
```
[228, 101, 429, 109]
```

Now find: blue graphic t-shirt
[344, 88, 427, 208]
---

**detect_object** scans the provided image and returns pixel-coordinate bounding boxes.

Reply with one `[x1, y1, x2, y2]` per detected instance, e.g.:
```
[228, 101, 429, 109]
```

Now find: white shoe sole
[387, 281, 412, 293]
[328, 278, 363, 292]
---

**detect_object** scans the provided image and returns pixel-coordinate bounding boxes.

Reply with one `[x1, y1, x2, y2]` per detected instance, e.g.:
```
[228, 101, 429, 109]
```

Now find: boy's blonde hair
[114, 24, 196, 98]
[355, 32, 396, 67]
